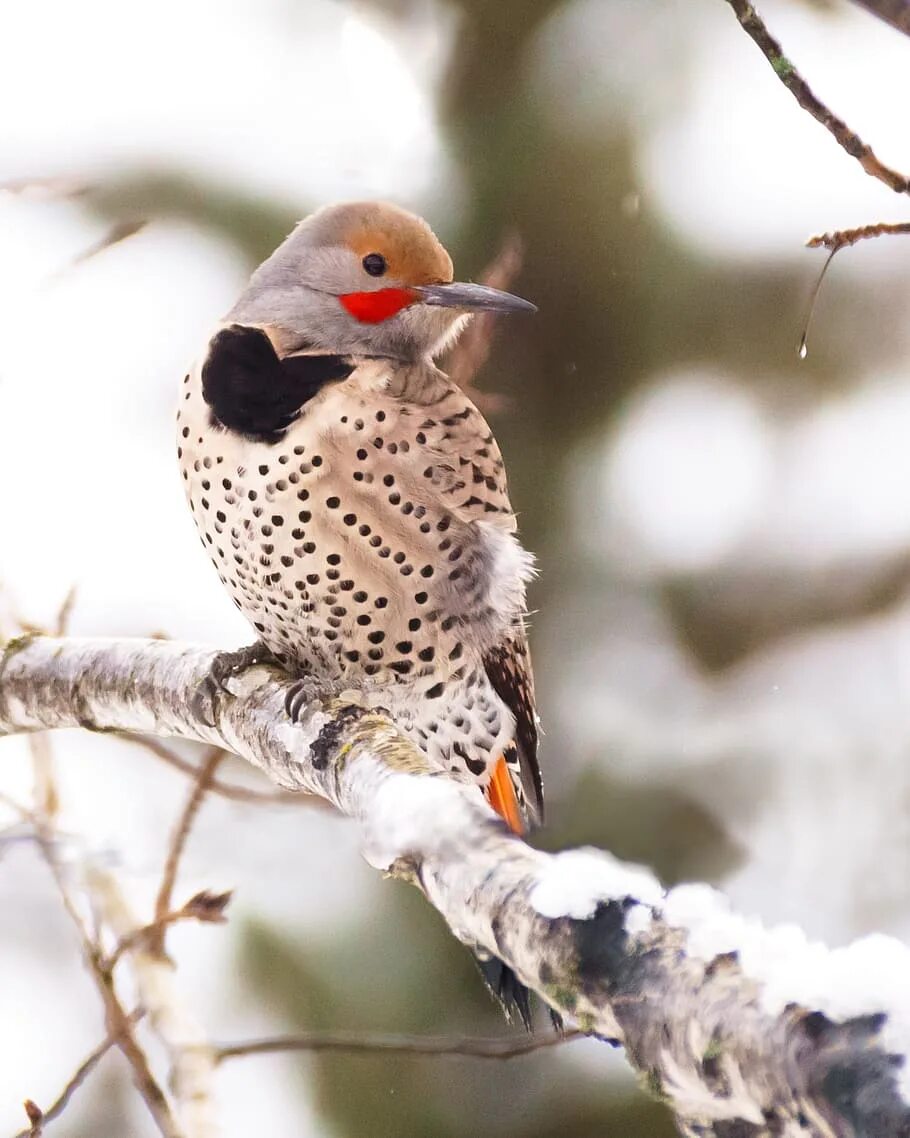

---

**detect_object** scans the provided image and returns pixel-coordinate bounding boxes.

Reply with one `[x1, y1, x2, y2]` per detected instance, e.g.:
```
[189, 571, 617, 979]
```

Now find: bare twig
[33, 830, 179, 1138]
[149, 747, 223, 957]
[0, 175, 92, 199]
[123, 734, 326, 807]
[20, 1100, 42, 1138]
[850, 0, 910, 38]
[14, 1012, 145, 1138]
[806, 221, 910, 250]
[43, 221, 149, 286]
[216, 1028, 583, 1063]
[6, 610, 212, 1138]
[86, 864, 218, 1138]
[28, 734, 58, 824]
[18, 657, 181, 1138]
[446, 232, 524, 414]
[53, 588, 77, 638]
[68, 220, 147, 268]
[26, 591, 76, 820]
[798, 222, 910, 358]
[106, 891, 232, 973]
[723, 0, 910, 195]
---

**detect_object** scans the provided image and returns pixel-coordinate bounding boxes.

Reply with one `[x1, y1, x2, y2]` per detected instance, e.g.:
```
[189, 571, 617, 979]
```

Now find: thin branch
[86, 863, 217, 1138]
[14, 1012, 145, 1138]
[216, 1028, 583, 1063]
[806, 221, 910, 250]
[123, 734, 327, 808]
[65, 220, 147, 270]
[26, 590, 75, 821]
[53, 587, 77, 638]
[798, 223, 910, 358]
[723, 0, 910, 194]
[446, 231, 524, 412]
[850, 0, 910, 38]
[15, 657, 182, 1138]
[33, 829, 180, 1138]
[106, 892, 231, 973]
[149, 747, 223, 957]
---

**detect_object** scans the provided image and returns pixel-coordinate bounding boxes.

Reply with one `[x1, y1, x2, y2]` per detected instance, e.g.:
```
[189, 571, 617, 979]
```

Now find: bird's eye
[362, 253, 387, 277]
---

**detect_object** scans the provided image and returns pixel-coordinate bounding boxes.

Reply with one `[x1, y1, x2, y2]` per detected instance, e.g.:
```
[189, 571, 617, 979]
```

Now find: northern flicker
[178, 201, 543, 1022]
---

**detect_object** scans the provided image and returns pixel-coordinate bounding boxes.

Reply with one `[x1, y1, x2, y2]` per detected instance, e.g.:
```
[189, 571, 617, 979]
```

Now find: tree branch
[850, 0, 910, 39]
[86, 862, 218, 1138]
[723, 0, 910, 195]
[149, 746, 223, 957]
[3, 635, 910, 1136]
[14, 1012, 145, 1138]
[215, 1028, 582, 1064]
[33, 827, 179, 1138]
[121, 734, 325, 807]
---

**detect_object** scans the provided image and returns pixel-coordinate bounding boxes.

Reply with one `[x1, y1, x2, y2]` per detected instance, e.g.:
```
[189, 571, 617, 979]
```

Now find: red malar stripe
[339, 288, 418, 324]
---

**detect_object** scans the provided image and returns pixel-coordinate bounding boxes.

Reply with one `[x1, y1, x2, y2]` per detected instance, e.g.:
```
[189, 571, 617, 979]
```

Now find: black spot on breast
[202, 325, 353, 444]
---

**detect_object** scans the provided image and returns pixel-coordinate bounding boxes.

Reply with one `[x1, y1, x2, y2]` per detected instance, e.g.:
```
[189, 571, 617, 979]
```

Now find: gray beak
[414, 281, 537, 314]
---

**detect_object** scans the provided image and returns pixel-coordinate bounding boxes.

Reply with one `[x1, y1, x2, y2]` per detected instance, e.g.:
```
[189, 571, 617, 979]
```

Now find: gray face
[224, 202, 536, 362]
[227, 242, 462, 361]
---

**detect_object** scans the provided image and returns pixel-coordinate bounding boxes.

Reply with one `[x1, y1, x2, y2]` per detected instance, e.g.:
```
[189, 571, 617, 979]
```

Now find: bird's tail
[473, 753, 536, 1030]
[486, 751, 525, 835]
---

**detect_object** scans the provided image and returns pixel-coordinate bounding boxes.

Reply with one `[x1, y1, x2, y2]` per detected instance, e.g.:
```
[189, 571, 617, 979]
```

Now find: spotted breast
[177, 324, 538, 811]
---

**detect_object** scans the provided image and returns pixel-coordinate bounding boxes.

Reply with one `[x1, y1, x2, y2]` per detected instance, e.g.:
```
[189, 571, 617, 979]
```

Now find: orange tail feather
[486, 755, 524, 835]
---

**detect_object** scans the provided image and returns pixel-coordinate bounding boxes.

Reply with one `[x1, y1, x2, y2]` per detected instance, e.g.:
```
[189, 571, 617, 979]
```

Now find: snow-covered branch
[2, 635, 910, 1137]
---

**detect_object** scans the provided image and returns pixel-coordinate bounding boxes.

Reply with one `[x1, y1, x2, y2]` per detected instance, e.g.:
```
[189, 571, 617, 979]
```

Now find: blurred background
[3, 0, 910, 1133]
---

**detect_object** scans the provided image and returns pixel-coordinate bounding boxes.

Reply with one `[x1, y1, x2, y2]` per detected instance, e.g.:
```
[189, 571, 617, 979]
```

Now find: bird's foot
[283, 675, 328, 724]
[283, 674, 368, 724]
[192, 640, 280, 727]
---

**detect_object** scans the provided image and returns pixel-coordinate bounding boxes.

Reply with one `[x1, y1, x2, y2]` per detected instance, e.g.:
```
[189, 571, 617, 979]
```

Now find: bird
[177, 200, 543, 1023]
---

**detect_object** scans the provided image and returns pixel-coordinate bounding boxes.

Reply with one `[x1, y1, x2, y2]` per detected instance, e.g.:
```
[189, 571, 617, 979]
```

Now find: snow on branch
[2, 634, 910, 1136]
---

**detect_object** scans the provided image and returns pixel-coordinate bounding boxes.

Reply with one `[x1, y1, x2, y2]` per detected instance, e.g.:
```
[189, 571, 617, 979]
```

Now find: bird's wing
[483, 628, 544, 826]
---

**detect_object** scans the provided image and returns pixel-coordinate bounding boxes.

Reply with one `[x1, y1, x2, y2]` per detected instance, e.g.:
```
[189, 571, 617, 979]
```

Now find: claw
[284, 677, 321, 723]
[191, 675, 220, 728]
[192, 641, 279, 727]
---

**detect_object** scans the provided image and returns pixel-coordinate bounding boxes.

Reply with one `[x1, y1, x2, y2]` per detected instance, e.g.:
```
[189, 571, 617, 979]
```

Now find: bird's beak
[414, 282, 537, 315]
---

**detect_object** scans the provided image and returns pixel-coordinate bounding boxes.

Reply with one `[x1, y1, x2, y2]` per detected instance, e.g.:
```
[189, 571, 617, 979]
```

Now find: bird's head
[228, 201, 536, 361]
